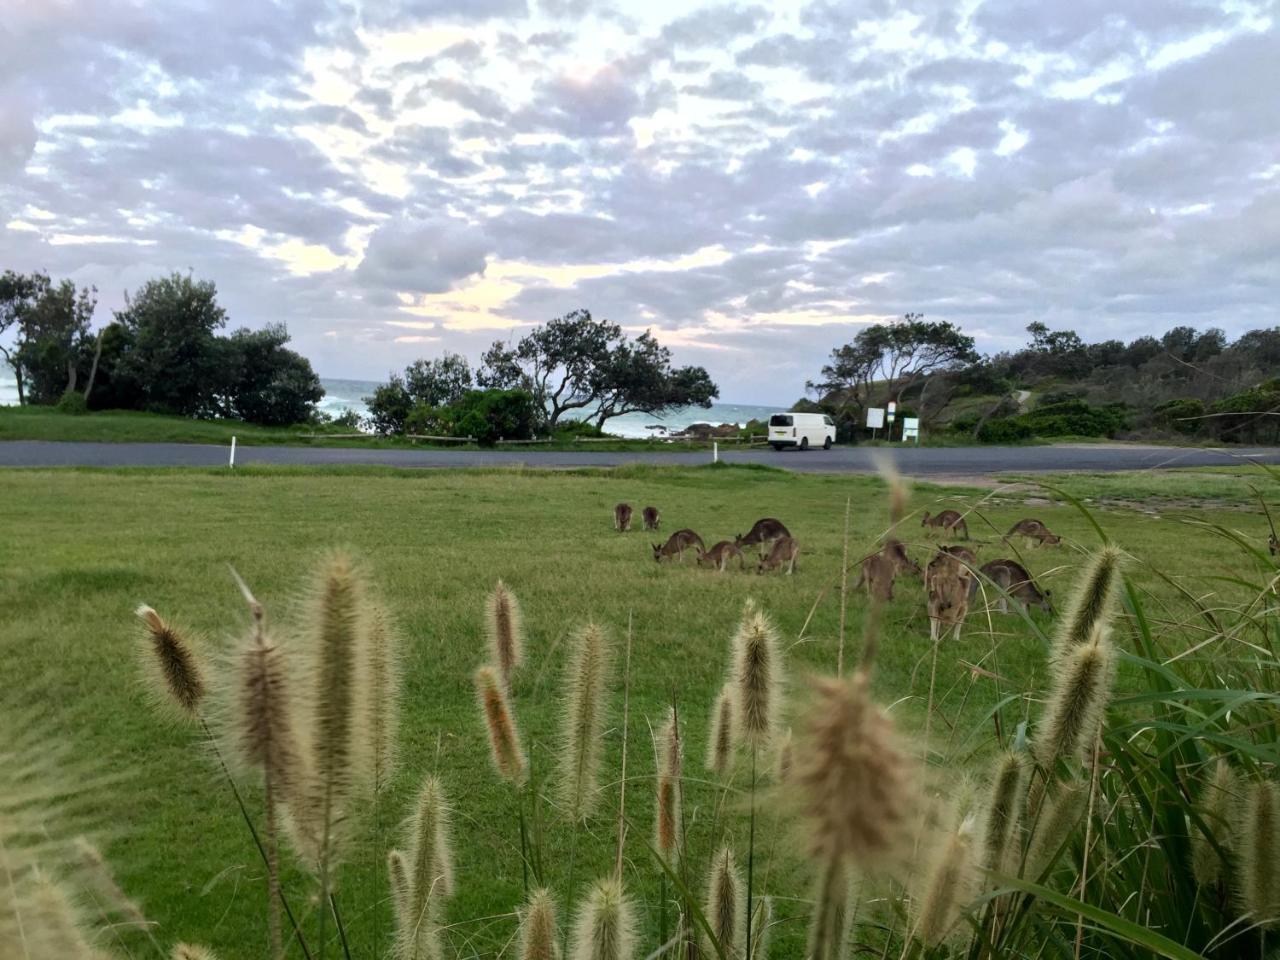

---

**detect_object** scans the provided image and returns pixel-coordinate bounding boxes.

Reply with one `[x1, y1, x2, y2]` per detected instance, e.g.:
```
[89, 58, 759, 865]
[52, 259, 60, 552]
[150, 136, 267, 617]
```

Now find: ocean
[2, 373, 777, 439]
[319, 378, 777, 439]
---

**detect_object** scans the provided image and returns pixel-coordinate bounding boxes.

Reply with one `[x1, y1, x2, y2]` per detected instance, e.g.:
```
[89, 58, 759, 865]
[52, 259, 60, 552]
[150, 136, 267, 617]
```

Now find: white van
[768, 412, 835, 451]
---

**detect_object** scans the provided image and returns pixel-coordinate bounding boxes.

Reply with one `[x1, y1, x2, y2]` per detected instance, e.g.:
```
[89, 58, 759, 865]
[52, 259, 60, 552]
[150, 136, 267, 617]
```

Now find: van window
[770, 414, 793, 427]
[823, 416, 834, 426]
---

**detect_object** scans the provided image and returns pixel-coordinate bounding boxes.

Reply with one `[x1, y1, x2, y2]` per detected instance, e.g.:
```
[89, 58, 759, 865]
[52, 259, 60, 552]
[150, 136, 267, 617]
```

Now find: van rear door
[769, 414, 794, 441]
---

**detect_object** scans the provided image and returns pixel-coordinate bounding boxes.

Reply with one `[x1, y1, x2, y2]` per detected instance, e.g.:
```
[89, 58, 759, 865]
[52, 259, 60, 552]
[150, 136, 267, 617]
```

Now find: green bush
[976, 417, 1034, 442]
[54, 390, 89, 415]
[553, 418, 605, 438]
[1152, 398, 1204, 434]
[405, 389, 538, 445]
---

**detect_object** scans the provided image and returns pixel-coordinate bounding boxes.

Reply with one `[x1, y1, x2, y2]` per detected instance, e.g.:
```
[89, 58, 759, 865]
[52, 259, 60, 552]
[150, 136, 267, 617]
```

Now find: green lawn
[0, 464, 1270, 958]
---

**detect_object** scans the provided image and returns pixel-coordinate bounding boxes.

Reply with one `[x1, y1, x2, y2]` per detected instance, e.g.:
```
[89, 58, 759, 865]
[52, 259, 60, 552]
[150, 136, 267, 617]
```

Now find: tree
[14, 276, 97, 404]
[114, 272, 227, 416]
[365, 352, 475, 434]
[479, 309, 619, 428]
[810, 314, 978, 422]
[0, 271, 45, 404]
[217, 324, 324, 426]
[589, 331, 718, 427]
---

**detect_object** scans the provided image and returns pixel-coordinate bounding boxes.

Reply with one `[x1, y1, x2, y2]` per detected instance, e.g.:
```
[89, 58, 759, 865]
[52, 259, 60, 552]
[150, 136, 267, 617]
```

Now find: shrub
[53, 389, 89, 415]
[553, 418, 606, 438]
[1152, 398, 1205, 435]
[976, 417, 1034, 443]
[405, 389, 538, 445]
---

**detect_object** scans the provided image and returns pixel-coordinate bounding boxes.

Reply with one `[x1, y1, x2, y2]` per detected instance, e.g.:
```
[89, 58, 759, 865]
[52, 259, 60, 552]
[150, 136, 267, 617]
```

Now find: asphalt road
[1, 440, 1277, 476]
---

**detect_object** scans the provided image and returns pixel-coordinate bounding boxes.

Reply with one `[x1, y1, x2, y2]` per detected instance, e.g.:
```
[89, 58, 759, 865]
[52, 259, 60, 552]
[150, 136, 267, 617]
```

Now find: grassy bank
[0, 464, 1275, 958]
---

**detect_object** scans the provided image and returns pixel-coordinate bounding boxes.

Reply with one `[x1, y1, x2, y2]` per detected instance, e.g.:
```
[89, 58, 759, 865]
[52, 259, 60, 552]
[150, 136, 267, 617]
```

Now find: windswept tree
[365, 353, 474, 434]
[1, 270, 97, 404]
[479, 309, 718, 429]
[810, 314, 978, 421]
[216, 324, 324, 427]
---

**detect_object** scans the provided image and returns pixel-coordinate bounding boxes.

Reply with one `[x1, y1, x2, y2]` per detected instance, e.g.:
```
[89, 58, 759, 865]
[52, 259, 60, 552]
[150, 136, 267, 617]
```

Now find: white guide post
[713, 441, 719, 463]
[229, 435, 237, 468]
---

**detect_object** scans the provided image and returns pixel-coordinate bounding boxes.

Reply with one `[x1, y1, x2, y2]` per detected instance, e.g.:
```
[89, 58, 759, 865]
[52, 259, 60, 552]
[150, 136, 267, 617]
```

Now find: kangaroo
[938, 545, 977, 566]
[697, 540, 745, 572]
[642, 506, 661, 531]
[652, 529, 705, 563]
[1004, 518, 1062, 547]
[926, 548, 974, 601]
[977, 559, 1052, 613]
[614, 503, 633, 532]
[928, 571, 971, 643]
[735, 518, 791, 557]
[853, 539, 921, 600]
[1272, 534, 1279, 557]
[922, 510, 969, 540]
[757, 535, 799, 575]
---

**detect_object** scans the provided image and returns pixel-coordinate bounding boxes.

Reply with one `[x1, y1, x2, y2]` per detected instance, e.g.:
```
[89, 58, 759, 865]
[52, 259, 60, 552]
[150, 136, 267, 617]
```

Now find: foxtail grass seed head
[980, 753, 1026, 876]
[407, 775, 455, 931]
[1192, 759, 1239, 889]
[520, 888, 561, 960]
[487, 580, 525, 686]
[16, 870, 97, 958]
[569, 876, 636, 960]
[915, 814, 977, 947]
[1052, 545, 1122, 653]
[732, 602, 783, 748]
[1026, 780, 1086, 880]
[363, 601, 402, 792]
[387, 849, 410, 933]
[1237, 780, 1280, 927]
[703, 845, 743, 959]
[874, 455, 910, 526]
[749, 895, 773, 960]
[172, 947, 221, 960]
[795, 671, 916, 869]
[706, 683, 737, 777]
[234, 628, 301, 797]
[136, 604, 206, 718]
[475, 665, 527, 784]
[775, 727, 794, 784]
[558, 623, 612, 821]
[654, 708, 683, 862]
[73, 836, 146, 929]
[1034, 632, 1115, 770]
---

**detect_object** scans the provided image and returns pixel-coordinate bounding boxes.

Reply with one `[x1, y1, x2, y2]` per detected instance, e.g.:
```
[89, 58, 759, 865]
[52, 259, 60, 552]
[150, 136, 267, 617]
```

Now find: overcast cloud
[1, 0, 1277, 402]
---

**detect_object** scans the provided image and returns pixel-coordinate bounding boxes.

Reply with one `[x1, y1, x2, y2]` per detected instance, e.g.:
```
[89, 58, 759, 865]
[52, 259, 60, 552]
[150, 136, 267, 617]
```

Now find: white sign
[886, 401, 897, 422]
[866, 407, 885, 429]
[901, 417, 920, 442]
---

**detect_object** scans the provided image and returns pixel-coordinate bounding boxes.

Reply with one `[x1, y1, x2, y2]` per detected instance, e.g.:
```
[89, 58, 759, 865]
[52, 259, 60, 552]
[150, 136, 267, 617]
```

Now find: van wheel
[823, 436, 832, 450]
[799, 437, 809, 451]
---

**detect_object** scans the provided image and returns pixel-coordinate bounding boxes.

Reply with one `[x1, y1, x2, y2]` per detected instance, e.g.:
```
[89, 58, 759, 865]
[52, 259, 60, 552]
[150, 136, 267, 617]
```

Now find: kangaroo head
[652, 543, 662, 561]
[921, 512, 931, 525]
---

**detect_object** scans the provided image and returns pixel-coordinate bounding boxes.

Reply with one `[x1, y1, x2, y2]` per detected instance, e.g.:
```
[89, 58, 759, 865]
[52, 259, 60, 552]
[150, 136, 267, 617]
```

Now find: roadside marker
[713, 441, 718, 464]
[229, 436, 236, 468]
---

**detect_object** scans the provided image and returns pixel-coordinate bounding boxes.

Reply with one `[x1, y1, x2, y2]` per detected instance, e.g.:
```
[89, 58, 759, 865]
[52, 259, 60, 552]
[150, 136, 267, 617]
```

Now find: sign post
[902, 417, 920, 445]
[886, 402, 897, 441]
[866, 407, 885, 440]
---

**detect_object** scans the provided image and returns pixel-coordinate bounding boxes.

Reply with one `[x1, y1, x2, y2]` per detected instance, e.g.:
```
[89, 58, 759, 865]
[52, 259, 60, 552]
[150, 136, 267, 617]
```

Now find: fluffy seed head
[1238, 780, 1280, 927]
[732, 601, 782, 748]
[875, 455, 910, 526]
[1052, 545, 1122, 653]
[172, 947, 221, 960]
[775, 727, 794, 783]
[795, 671, 916, 868]
[387, 849, 410, 933]
[706, 684, 736, 777]
[980, 753, 1026, 876]
[1026, 780, 1087, 879]
[915, 814, 977, 947]
[136, 604, 206, 718]
[475, 665, 528, 784]
[234, 629, 301, 797]
[1192, 759, 1239, 888]
[407, 774, 455, 935]
[73, 836, 147, 930]
[703, 846, 743, 958]
[520, 888, 561, 960]
[654, 707, 683, 861]
[487, 580, 525, 686]
[558, 623, 612, 821]
[1034, 631, 1115, 770]
[569, 876, 636, 960]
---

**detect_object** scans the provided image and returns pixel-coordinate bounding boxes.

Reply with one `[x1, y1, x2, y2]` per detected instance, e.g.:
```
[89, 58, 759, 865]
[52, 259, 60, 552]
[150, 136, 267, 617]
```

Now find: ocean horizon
[1, 373, 780, 439]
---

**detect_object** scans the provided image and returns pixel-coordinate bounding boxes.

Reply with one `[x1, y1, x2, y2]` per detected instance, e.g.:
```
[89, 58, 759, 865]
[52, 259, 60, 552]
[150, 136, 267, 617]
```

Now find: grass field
[1, 463, 1274, 958]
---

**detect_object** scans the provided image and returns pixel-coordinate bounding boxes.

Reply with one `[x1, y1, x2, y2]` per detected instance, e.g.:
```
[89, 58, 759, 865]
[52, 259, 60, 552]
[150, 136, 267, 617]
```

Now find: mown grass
[0, 463, 1272, 959]
[1002, 465, 1280, 505]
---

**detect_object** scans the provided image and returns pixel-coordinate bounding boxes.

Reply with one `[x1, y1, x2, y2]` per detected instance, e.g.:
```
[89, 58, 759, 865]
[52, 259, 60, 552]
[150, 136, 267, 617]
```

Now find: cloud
[355, 218, 490, 295]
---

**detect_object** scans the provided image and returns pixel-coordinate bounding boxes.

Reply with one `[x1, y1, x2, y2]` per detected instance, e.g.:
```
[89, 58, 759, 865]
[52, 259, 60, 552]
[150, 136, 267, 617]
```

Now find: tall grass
[6, 474, 1280, 960]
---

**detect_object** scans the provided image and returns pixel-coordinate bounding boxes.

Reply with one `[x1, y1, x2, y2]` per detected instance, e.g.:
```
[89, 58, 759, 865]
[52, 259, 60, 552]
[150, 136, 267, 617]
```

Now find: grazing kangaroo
[1004, 518, 1062, 547]
[735, 518, 791, 557]
[977, 559, 1052, 613]
[697, 540, 745, 572]
[853, 539, 921, 600]
[642, 506, 661, 531]
[922, 510, 969, 540]
[926, 548, 974, 602]
[614, 503, 633, 532]
[938, 545, 977, 565]
[757, 536, 799, 575]
[928, 571, 971, 643]
[652, 529, 705, 562]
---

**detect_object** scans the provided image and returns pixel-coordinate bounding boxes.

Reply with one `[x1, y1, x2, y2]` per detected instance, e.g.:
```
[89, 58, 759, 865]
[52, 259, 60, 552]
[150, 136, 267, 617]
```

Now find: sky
[1, 0, 1278, 405]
